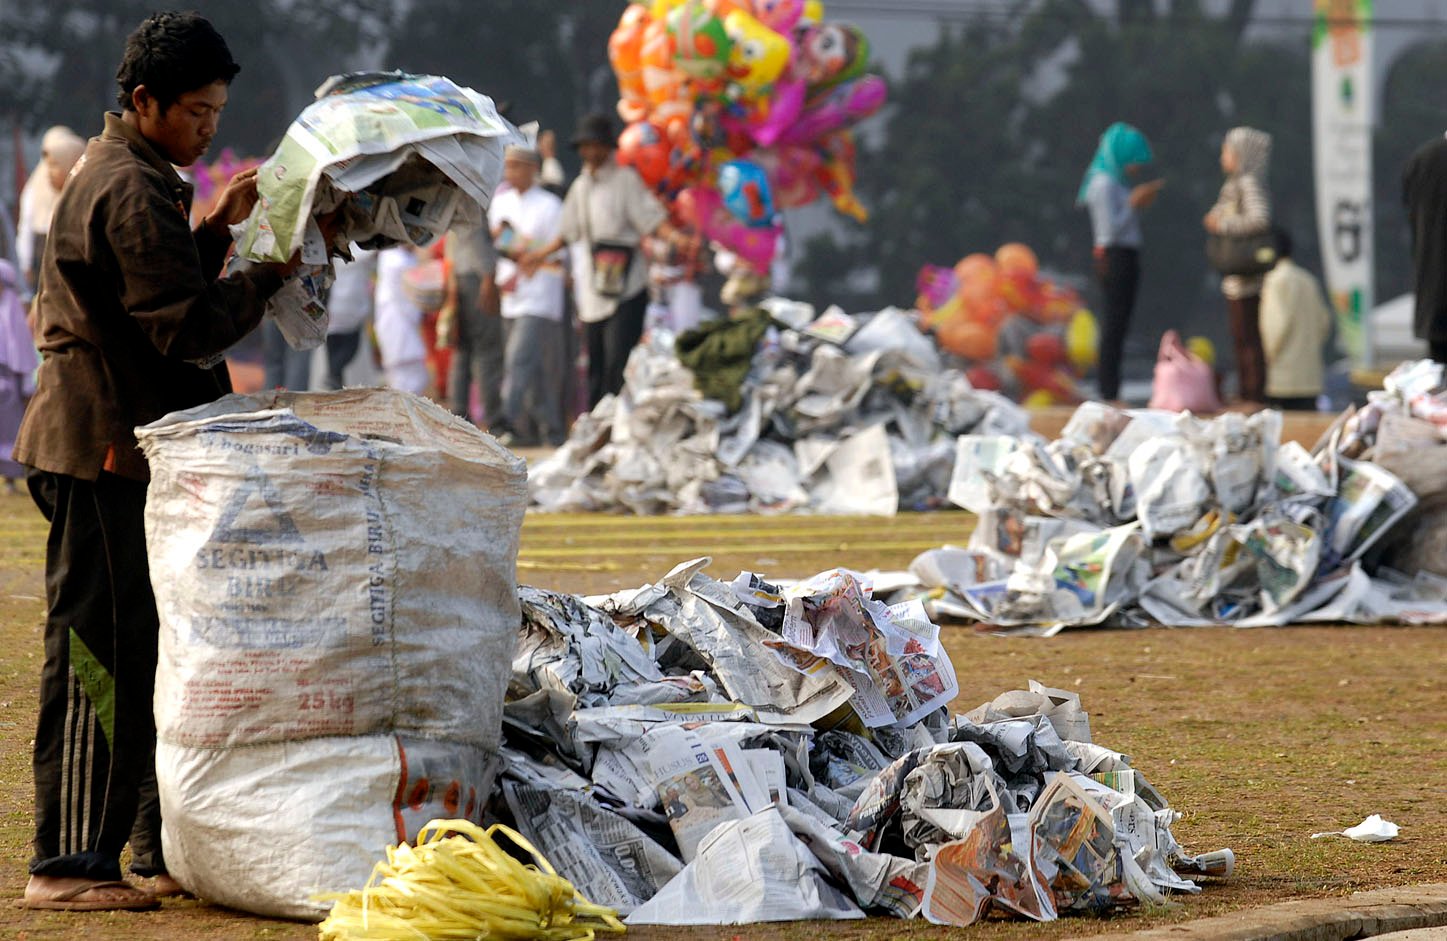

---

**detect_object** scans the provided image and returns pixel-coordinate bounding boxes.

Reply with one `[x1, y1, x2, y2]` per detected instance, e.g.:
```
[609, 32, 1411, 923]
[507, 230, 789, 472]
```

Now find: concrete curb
[1087, 884, 1447, 941]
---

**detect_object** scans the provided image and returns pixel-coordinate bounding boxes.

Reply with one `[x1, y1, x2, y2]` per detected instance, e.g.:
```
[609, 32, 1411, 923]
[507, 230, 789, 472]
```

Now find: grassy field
[0, 490, 1442, 941]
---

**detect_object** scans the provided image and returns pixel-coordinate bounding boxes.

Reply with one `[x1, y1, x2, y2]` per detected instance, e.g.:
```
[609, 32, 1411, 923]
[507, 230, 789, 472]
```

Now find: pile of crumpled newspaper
[531, 303, 1031, 515]
[231, 71, 526, 350]
[494, 557, 1232, 926]
[893, 359, 1447, 633]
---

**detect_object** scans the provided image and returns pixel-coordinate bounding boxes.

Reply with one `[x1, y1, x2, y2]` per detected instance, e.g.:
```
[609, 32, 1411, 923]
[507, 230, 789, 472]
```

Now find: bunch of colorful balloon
[916, 243, 1101, 407]
[609, 0, 886, 272]
[186, 148, 262, 226]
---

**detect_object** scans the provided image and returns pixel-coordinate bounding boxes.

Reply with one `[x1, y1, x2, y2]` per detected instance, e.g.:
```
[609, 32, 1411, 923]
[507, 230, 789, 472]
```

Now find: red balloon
[617, 120, 671, 189]
[1025, 331, 1067, 367]
[966, 365, 1002, 391]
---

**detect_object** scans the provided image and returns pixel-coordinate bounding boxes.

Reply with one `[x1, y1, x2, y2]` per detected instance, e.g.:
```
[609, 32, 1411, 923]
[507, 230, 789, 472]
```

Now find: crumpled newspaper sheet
[493, 557, 1227, 925]
[530, 305, 1030, 516]
[232, 71, 525, 349]
[895, 362, 1447, 632]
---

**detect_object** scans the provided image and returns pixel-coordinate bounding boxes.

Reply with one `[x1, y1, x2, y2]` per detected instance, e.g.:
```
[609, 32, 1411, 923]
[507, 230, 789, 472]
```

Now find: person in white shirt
[322, 246, 377, 390]
[16, 127, 86, 292]
[1258, 229, 1331, 411]
[372, 246, 430, 395]
[490, 146, 567, 445]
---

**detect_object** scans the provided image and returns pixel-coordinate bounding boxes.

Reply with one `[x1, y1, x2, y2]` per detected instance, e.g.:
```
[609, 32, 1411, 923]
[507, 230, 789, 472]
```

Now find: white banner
[1312, 0, 1374, 367]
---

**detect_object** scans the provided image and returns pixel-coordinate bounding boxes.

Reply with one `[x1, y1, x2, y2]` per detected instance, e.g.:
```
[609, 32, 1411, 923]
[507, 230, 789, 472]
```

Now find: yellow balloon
[1023, 389, 1056, 409]
[802, 0, 826, 25]
[1066, 309, 1099, 370]
[925, 293, 965, 329]
[1187, 335, 1216, 368]
[724, 9, 791, 91]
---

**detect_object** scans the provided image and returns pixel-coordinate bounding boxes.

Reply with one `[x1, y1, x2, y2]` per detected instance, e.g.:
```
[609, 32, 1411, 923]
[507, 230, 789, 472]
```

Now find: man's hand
[1203, 209, 1221, 234]
[203, 166, 261, 237]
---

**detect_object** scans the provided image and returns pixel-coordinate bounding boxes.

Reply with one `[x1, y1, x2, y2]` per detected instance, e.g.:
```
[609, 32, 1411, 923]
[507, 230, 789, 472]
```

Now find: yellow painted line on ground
[522, 511, 972, 529]
[518, 539, 944, 560]
[521, 527, 968, 547]
[517, 559, 625, 572]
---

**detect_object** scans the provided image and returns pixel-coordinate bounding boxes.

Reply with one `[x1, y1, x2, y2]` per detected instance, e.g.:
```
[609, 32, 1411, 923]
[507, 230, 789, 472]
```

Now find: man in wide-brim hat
[524, 113, 694, 408]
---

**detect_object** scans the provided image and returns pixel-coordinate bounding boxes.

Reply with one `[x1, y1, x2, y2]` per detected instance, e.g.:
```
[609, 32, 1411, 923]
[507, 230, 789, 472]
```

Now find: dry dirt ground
[0, 411, 1441, 940]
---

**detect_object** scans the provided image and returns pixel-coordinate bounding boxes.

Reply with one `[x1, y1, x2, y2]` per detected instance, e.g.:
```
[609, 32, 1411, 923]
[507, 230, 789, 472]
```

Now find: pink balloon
[678, 186, 780, 271]
[747, 77, 806, 147]
[777, 74, 887, 146]
[751, 0, 804, 33]
[752, 146, 822, 209]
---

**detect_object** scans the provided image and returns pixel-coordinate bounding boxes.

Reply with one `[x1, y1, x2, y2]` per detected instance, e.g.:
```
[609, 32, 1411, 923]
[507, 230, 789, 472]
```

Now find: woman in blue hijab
[1078, 122, 1162, 404]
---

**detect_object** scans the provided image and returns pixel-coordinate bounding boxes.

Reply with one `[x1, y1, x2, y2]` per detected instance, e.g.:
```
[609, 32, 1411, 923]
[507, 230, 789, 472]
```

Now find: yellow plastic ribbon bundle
[317, 818, 625, 941]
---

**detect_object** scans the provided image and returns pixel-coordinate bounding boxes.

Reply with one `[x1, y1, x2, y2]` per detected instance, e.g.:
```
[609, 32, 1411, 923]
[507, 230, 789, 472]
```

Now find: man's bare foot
[136, 873, 191, 898]
[20, 874, 160, 911]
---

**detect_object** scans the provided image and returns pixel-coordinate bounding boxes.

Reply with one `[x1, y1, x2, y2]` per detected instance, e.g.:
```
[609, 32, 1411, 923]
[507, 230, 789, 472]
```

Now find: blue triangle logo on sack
[209, 465, 305, 545]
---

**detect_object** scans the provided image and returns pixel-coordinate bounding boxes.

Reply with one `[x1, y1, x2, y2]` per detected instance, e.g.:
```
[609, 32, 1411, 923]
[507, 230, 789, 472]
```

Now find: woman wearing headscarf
[1402, 134, 1447, 364]
[1078, 122, 1162, 404]
[1204, 126, 1273, 405]
[16, 127, 86, 292]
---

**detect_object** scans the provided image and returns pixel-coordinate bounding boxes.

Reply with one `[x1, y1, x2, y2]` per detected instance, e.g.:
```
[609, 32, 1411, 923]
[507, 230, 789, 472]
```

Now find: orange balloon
[965, 295, 1008, 328]
[938, 319, 998, 361]
[611, 7, 651, 115]
[995, 242, 1039, 278]
[953, 253, 997, 287]
[997, 269, 1039, 312]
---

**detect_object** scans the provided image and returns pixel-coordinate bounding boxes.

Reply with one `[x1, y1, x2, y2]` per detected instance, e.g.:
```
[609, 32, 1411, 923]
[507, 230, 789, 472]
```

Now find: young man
[13, 12, 295, 911]
[1258, 229, 1332, 411]
[489, 145, 566, 446]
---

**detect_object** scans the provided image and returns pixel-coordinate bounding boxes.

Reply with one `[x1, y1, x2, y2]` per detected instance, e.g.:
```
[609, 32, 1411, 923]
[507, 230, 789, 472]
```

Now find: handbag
[589, 239, 636, 299]
[1205, 230, 1277, 277]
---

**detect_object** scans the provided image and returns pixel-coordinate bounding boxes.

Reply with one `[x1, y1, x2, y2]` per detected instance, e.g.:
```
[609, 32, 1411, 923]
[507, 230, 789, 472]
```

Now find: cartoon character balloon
[724, 8, 792, 94]
[668, 3, 732, 83]
[797, 23, 869, 91]
[718, 159, 775, 226]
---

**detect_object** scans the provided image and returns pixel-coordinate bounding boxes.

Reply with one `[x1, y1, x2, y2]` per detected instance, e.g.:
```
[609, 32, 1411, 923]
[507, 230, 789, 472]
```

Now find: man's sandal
[19, 879, 161, 912]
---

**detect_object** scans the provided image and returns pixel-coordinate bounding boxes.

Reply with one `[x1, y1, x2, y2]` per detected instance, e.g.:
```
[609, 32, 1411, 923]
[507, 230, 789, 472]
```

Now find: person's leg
[283, 347, 312, 392]
[1096, 248, 1140, 402]
[501, 316, 543, 445]
[537, 318, 568, 446]
[324, 331, 362, 391]
[448, 278, 481, 420]
[585, 318, 608, 409]
[602, 291, 649, 399]
[1231, 294, 1266, 403]
[477, 311, 506, 429]
[261, 320, 289, 390]
[24, 470, 159, 910]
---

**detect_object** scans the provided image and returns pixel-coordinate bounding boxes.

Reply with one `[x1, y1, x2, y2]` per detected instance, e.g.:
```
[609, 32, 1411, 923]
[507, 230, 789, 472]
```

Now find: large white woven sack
[136, 388, 526, 918]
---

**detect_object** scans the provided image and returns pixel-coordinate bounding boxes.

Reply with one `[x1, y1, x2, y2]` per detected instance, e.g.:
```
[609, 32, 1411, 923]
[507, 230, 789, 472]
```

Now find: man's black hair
[115, 11, 240, 112]
[1274, 226, 1293, 259]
